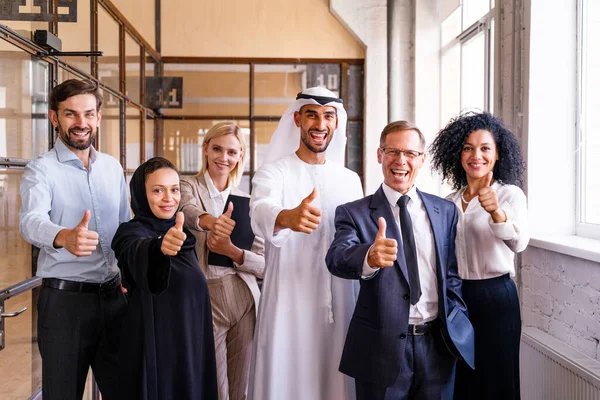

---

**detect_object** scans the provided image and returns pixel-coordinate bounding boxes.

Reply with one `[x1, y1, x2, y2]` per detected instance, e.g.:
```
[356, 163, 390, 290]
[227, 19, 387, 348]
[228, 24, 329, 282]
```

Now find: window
[160, 61, 365, 187]
[578, 0, 600, 238]
[440, 0, 495, 124]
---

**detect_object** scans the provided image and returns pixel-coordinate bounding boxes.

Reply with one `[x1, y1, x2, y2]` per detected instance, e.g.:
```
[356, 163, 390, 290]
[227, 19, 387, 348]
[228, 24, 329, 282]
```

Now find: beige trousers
[207, 273, 256, 400]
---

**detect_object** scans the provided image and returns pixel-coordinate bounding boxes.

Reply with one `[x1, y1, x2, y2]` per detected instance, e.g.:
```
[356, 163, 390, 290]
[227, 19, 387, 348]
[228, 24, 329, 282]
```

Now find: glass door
[0, 39, 50, 399]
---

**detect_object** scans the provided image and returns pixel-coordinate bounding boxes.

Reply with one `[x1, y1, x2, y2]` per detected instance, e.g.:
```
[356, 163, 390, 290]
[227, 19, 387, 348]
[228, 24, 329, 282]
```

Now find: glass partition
[254, 64, 305, 116]
[253, 121, 279, 170]
[163, 119, 250, 174]
[58, 0, 91, 74]
[162, 64, 250, 117]
[126, 106, 141, 170]
[145, 115, 155, 161]
[0, 46, 49, 160]
[125, 33, 141, 104]
[99, 91, 121, 161]
[98, 6, 120, 92]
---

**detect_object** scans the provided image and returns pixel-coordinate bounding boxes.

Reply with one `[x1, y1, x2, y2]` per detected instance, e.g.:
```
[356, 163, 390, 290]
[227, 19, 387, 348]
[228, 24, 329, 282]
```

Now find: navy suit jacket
[325, 185, 475, 387]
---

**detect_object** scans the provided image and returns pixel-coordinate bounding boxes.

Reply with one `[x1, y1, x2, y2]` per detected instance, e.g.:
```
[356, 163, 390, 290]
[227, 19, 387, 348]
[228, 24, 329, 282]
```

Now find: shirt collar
[381, 182, 421, 208]
[54, 138, 97, 166]
[203, 171, 230, 199]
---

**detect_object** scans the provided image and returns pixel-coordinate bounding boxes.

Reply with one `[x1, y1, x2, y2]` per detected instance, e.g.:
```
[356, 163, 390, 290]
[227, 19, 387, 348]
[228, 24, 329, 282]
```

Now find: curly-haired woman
[429, 112, 529, 400]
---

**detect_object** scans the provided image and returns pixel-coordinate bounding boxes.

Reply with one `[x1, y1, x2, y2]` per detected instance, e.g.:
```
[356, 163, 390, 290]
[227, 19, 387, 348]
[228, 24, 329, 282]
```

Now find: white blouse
[447, 183, 530, 280]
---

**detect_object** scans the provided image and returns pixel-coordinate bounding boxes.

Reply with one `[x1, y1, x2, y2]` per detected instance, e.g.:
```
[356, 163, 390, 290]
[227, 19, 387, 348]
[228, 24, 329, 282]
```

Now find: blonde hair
[199, 121, 246, 187]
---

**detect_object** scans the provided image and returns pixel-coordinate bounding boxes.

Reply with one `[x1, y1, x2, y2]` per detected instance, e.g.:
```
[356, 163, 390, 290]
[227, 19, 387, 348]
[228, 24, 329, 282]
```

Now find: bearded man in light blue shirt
[19, 79, 131, 400]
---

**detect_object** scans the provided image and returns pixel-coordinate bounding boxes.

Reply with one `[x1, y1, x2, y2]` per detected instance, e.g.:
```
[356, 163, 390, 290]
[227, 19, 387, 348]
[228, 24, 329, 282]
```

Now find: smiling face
[460, 129, 498, 181]
[294, 104, 338, 154]
[145, 168, 181, 220]
[203, 133, 243, 181]
[378, 129, 426, 194]
[49, 94, 101, 152]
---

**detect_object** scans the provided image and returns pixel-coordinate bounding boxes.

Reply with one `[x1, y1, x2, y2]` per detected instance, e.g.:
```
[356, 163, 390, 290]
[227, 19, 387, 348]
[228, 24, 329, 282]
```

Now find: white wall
[519, 0, 600, 361]
[330, 0, 388, 195]
[331, 0, 442, 195]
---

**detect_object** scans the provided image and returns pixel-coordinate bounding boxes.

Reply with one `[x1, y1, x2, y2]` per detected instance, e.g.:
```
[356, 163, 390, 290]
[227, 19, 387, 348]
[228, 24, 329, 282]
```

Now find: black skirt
[454, 273, 521, 400]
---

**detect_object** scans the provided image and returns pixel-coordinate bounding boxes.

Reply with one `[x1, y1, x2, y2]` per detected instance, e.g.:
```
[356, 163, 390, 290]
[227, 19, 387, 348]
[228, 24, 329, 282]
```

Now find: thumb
[78, 210, 91, 229]
[175, 212, 184, 231]
[304, 187, 318, 204]
[224, 201, 234, 218]
[484, 171, 493, 187]
[376, 217, 387, 239]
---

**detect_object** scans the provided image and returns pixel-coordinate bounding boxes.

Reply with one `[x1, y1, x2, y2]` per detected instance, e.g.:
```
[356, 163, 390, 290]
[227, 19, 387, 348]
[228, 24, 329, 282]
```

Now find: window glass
[110, 0, 156, 48]
[253, 121, 279, 170]
[126, 106, 141, 170]
[254, 64, 305, 116]
[0, 45, 49, 159]
[58, 0, 91, 74]
[98, 6, 120, 93]
[125, 33, 141, 104]
[162, 64, 249, 117]
[99, 91, 121, 162]
[144, 52, 158, 108]
[441, 44, 461, 123]
[0, 168, 41, 396]
[163, 119, 250, 174]
[462, 0, 490, 30]
[580, 0, 600, 225]
[461, 32, 486, 111]
[441, 7, 462, 47]
[145, 115, 155, 161]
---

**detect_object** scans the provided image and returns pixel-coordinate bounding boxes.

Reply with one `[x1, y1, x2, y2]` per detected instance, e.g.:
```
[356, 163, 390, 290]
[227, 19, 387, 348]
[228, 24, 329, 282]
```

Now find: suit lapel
[370, 186, 409, 284]
[417, 189, 445, 280]
[195, 173, 214, 214]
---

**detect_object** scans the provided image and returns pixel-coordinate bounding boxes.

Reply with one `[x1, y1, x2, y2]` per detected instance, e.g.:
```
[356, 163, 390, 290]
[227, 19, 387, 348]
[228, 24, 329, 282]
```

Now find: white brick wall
[521, 247, 600, 361]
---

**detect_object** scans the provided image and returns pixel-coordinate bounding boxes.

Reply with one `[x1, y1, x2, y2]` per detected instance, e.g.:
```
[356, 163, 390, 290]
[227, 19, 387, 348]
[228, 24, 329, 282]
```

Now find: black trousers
[454, 274, 521, 400]
[356, 326, 457, 400]
[37, 283, 127, 400]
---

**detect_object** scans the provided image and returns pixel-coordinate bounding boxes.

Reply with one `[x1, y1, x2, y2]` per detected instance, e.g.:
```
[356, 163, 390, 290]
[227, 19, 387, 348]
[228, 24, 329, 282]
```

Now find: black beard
[58, 125, 94, 151]
[300, 129, 331, 154]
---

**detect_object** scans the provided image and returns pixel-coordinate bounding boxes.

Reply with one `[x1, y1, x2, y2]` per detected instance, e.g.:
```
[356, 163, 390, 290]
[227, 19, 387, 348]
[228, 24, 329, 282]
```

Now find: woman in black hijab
[112, 157, 217, 400]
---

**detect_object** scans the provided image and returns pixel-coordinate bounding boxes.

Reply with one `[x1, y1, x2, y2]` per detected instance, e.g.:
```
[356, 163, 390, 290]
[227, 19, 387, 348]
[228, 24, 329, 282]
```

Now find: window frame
[440, 3, 496, 122]
[575, 0, 600, 239]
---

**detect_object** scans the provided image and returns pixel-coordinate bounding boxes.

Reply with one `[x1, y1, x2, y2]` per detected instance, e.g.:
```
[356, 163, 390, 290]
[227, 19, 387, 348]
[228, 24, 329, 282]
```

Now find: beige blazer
[179, 173, 265, 313]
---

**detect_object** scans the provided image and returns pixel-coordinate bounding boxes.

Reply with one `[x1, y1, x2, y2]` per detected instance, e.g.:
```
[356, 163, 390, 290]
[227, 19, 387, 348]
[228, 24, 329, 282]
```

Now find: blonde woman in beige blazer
[180, 121, 265, 400]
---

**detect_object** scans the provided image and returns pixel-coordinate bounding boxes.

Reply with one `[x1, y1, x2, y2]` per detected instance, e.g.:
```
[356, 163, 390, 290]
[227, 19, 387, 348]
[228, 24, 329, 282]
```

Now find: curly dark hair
[429, 111, 525, 190]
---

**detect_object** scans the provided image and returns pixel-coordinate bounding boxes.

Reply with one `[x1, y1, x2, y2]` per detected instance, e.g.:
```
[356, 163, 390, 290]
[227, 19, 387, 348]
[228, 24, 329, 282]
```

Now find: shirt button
[399, 333, 407, 339]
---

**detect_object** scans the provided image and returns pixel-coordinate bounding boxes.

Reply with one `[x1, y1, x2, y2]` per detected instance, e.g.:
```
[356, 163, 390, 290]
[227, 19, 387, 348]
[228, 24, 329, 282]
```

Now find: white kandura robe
[248, 153, 363, 400]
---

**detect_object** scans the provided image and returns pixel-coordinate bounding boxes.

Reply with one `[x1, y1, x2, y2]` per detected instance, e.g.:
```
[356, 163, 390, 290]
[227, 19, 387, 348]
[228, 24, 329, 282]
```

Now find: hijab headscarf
[129, 157, 195, 250]
[263, 87, 348, 165]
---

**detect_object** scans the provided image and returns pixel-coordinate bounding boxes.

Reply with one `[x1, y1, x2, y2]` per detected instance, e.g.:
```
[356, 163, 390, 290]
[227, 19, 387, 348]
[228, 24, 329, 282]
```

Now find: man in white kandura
[248, 87, 363, 400]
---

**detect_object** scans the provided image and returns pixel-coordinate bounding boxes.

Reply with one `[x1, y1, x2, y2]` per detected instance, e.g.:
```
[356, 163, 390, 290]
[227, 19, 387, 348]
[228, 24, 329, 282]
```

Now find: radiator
[521, 327, 600, 400]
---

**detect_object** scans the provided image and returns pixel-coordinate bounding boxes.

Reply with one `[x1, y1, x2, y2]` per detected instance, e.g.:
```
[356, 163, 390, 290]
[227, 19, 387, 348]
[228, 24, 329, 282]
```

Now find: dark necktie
[398, 195, 421, 305]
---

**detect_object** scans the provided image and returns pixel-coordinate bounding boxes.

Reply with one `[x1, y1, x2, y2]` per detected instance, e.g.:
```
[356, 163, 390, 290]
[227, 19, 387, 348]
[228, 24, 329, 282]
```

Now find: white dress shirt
[446, 183, 530, 280]
[363, 184, 438, 324]
[203, 171, 237, 280]
[19, 139, 131, 283]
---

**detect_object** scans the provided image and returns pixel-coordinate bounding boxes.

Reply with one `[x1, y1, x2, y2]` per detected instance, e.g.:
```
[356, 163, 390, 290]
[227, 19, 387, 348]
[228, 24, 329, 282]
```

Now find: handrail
[0, 276, 43, 302]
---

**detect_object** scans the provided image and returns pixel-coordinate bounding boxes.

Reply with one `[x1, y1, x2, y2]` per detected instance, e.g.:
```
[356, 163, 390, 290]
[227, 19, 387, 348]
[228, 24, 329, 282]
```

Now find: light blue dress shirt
[19, 139, 131, 283]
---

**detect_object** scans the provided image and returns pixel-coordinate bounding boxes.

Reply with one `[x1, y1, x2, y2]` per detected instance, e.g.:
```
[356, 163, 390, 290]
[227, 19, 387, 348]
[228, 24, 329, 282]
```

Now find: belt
[407, 320, 436, 336]
[43, 275, 121, 294]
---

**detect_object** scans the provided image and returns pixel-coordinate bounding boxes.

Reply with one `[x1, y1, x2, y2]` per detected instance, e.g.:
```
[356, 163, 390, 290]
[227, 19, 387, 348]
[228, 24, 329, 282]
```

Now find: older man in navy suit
[326, 121, 475, 400]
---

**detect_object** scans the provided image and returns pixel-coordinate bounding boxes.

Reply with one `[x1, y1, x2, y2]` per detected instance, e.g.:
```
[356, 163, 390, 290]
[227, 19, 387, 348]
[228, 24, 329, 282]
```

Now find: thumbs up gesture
[277, 187, 322, 234]
[367, 217, 398, 268]
[161, 212, 187, 256]
[477, 172, 506, 222]
[53, 210, 100, 257]
[211, 201, 236, 238]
